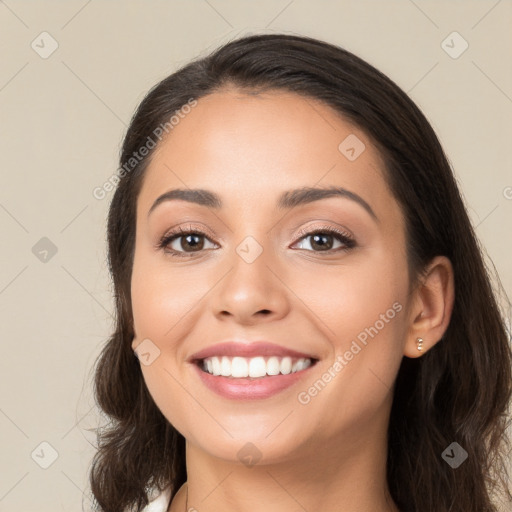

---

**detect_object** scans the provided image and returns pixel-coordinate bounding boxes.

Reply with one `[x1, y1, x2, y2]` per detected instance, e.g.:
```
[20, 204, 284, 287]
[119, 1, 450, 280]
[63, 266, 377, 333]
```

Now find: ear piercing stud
[416, 337, 424, 352]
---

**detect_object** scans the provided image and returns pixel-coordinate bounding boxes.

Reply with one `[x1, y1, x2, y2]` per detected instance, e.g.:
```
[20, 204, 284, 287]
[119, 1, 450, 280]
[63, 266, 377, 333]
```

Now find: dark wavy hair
[88, 33, 512, 512]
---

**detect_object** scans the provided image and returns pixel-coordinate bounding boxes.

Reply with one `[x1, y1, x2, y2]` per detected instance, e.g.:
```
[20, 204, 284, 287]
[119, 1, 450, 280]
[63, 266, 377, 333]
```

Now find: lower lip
[192, 362, 316, 400]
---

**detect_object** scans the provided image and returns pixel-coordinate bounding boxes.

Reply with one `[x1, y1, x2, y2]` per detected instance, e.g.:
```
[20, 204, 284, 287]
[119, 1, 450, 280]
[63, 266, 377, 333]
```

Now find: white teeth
[212, 357, 221, 376]
[280, 356, 292, 375]
[231, 357, 248, 377]
[201, 355, 313, 378]
[248, 357, 267, 378]
[266, 356, 281, 375]
[291, 359, 301, 372]
[220, 356, 231, 377]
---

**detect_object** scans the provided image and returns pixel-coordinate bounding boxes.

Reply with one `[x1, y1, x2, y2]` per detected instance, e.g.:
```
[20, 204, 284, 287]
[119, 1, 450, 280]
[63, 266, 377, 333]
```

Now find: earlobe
[404, 255, 455, 358]
[404, 335, 432, 359]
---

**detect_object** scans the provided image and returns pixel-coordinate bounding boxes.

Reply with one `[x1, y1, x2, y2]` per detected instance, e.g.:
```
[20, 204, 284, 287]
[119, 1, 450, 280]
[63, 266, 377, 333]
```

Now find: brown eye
[307, 233, 335, 251]
[175, 233, 205, 252]
[158, 228, 217, 257]
[292, 227, 356, 253]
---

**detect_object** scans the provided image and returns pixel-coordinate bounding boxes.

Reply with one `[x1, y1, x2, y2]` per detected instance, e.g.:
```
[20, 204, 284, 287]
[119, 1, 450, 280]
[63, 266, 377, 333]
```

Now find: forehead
[137, 89, 395, 219]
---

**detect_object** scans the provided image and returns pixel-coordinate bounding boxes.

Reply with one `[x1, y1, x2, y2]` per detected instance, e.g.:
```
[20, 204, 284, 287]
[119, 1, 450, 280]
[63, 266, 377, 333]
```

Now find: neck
[173, 418, 398, 512]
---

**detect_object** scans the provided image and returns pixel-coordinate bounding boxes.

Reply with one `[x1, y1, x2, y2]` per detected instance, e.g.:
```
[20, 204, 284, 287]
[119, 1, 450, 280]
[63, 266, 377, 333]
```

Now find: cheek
[131, 274, 180, 338]
[288, 250, 406, 347]
[288, 254, 407, 430]
[130, 250, 206, 344]
[130, 253, 207, 438]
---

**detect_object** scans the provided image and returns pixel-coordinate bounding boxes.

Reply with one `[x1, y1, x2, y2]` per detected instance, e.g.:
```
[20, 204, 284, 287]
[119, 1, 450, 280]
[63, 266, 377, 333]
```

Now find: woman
[89, 34, 512, 512]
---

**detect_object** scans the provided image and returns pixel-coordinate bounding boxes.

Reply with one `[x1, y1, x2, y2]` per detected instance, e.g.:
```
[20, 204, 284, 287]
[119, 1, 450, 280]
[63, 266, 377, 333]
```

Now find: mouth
[189, 341, 320, 399]
[195, 355, 318, 379]
[191, 354, 319, 400]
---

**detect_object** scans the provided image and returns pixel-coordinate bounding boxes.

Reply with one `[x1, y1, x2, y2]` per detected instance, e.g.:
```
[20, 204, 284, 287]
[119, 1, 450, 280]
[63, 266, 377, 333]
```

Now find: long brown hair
[89, 33, 512, 512]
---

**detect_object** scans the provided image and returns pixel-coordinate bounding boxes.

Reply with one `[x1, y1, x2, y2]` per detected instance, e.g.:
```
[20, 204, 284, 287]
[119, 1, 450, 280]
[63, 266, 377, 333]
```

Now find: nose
[211, 241, 291, 326]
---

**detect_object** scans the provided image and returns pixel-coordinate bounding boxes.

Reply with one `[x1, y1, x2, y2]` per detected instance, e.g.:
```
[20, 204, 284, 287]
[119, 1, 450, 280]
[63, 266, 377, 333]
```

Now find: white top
[139, 486, 172, 512]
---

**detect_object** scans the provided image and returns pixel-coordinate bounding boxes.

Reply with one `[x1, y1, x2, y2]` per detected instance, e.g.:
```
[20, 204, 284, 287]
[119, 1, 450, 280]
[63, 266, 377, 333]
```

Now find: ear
[404, 255, 455, 358]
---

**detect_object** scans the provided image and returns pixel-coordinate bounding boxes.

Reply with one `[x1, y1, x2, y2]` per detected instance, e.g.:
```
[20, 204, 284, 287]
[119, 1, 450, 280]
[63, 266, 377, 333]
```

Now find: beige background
[0, 1, 511, 510]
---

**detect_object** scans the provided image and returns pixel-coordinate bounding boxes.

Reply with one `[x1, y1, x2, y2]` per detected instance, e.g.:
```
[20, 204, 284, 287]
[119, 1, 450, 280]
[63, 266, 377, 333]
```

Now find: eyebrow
[147, 186, 378, 223]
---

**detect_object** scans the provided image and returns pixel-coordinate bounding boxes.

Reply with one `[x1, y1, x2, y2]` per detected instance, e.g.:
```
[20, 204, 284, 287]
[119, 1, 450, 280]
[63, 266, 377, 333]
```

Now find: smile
[199, 355, 314, 378]
[193, 356, 318, 400]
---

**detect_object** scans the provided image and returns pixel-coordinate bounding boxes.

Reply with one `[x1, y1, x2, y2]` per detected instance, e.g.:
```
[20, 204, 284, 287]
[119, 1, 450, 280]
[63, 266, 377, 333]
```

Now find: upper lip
[188, 341, 318, 362]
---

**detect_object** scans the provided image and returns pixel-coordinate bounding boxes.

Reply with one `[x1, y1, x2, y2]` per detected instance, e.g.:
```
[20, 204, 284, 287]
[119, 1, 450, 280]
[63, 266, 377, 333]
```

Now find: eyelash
[157, 224, 356, 258]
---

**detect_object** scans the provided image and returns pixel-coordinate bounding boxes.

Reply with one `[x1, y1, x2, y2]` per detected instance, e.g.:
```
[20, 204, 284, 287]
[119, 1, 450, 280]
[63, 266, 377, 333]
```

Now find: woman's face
[131, 89, 412, 464]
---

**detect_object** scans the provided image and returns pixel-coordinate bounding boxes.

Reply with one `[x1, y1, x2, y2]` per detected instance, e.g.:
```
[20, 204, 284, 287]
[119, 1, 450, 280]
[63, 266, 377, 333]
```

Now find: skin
[130, 88, 455, 512]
